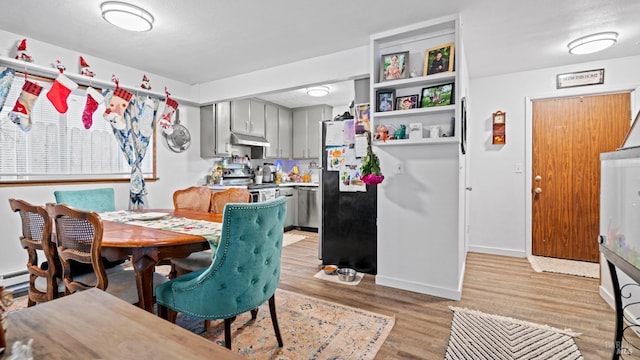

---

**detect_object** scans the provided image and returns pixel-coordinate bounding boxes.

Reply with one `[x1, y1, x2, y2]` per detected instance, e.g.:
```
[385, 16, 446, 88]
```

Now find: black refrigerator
[320, 119, 377, 274]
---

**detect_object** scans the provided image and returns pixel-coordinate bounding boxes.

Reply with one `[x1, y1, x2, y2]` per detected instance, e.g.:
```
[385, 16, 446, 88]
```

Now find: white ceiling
[1, 0, 640, 107]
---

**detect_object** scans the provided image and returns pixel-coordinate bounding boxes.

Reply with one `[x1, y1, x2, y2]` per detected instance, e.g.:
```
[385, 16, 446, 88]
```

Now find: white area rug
[446, 306, 583, 359]
[528, 255, 599, 278]
[313, 270, 364, 286]
[282, 233, 306, 247]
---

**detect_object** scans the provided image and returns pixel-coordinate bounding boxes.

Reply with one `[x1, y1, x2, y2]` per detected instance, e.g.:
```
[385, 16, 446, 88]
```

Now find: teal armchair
[156, 197, 287, 350]
[53, 188, 116, 212]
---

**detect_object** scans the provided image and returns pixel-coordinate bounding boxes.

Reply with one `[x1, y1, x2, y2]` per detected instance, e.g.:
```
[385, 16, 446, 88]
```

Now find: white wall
[467, 54, 640, 258]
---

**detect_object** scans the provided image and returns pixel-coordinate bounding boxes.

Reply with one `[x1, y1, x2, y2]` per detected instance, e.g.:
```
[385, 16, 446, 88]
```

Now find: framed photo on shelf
[395, 94, 419, 110]
[420, 83, 454, 108]
[380, 51, 409, 81]
[376, 90, 395, 112]
[423, 42, 454, 75]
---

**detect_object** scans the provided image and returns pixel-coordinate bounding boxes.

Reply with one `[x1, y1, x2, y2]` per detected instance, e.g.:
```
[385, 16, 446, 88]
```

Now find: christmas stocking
[104, 87, 133, 130]
[46, 73, 78, 114]
[158, 97, 178, 135]
[82, 87, 104, 129]
[0, 67, 15, 112]
[9, 80, 43, 132]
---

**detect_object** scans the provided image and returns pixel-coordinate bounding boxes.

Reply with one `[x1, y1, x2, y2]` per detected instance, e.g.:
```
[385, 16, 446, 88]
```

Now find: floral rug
[8, 288, 395, 359]
[177, 288, 395, 359]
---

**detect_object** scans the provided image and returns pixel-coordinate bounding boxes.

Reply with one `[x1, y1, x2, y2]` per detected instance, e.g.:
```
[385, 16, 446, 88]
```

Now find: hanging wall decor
[492, 110, 506, 145]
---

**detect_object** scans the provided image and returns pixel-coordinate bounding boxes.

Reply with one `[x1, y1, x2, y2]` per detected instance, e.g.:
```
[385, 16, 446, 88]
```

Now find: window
[0, 75, 155, 183]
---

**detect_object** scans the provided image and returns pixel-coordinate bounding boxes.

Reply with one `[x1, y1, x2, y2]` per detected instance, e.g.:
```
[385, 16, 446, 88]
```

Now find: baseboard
[468, 245, 526, 258]
[375, 274, 462, 300]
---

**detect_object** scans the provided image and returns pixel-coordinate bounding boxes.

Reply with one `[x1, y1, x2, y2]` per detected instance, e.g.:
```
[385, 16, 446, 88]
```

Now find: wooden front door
[532, 93, 630, 262]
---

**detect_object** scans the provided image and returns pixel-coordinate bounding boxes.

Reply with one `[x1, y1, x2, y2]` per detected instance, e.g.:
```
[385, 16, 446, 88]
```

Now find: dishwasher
[297, 187, 319, 229]
[279, 187, 297, 230]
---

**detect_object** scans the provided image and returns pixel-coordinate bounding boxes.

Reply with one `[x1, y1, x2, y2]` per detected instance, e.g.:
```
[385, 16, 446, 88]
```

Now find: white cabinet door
[265, 103, 279, 158]
[249, 99, 265, 137]
[231, 99, 250, 134]
[278, 108, 292, 158]
[292, 109, 307, 158]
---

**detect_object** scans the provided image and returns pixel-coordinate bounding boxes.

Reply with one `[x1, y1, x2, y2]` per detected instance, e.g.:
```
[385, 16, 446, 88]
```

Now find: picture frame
[420, 83, 455, 108]
[380, 51, 409, 81]
[395, 94, 419, 110]
[424, 42, 454, 76]
[376, 90, 395, 112]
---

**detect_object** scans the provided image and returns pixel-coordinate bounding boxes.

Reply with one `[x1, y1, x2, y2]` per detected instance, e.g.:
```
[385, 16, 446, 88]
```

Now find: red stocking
[46, 73, 78, 114]
[104, 87, 133, 130]
[82, 87, 104, 129]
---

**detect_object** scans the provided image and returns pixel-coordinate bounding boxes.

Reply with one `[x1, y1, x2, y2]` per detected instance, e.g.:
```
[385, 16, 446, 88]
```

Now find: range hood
[230, 133, 270, 147]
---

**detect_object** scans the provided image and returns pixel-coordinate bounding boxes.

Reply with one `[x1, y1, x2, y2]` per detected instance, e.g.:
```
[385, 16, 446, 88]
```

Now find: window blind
[0, 76, 154, 182]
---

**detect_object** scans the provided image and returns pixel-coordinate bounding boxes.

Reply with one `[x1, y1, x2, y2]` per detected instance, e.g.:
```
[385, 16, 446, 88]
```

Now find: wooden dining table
[3, 288, 243, 359]
[100, 209, 223, 312]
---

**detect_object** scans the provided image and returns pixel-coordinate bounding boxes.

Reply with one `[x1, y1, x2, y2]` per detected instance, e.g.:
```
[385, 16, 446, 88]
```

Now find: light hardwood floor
[280, 230, 617, 359]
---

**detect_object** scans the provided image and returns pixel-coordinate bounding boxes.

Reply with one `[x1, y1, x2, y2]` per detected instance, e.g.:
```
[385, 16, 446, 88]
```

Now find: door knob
[534, 176, 542, 182]
[534, 187, 542, 194]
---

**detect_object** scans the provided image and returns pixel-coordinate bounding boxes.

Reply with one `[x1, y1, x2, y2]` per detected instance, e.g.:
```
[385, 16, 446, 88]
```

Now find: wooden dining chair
[170, 187, 251, 280]
[50, 203, 168, 304]
[173, 186, 212, 212]
[9, 199, 65, 306]
[157, 197, 287, 349]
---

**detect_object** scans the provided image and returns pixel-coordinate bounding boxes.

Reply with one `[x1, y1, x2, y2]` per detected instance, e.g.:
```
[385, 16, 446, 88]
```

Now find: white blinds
[0, 76, 154, 182]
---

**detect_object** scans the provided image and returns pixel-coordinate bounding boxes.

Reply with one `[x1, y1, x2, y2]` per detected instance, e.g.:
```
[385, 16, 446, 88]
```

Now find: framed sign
[556, 69, 604, 89]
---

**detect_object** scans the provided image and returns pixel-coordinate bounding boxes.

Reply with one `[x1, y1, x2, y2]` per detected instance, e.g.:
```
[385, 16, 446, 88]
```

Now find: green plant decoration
[360, 131, 384, 185]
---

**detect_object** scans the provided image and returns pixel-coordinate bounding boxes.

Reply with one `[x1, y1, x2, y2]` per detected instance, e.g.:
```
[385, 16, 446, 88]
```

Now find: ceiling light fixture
[307, 86, 330, 97]
[568, 32, 618, 55]
[101, 1, 154, 32]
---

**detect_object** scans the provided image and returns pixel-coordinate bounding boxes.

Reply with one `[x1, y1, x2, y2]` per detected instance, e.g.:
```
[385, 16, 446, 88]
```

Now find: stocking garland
[158, 87, 178, 135]
[82, 87, 104, 129]
[9, 80, 43, 132]
[103, 75, 132, 130]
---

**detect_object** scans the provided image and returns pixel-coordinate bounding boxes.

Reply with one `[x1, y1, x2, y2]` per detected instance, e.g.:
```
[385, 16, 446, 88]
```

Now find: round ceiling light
[568, 32, 618, 55]
[101, 1, 154, 32]
[307, 86, 330, 97]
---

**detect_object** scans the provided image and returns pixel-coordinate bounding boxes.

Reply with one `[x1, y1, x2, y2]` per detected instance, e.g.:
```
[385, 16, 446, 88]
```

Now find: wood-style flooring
[280, 230, 617, 359]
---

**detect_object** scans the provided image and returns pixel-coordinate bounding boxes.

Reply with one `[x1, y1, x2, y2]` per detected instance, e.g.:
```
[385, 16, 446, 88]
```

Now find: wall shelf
[374, 104, 455, 119]
[373, 72, 455, 91]
[373, 136, 458, 146]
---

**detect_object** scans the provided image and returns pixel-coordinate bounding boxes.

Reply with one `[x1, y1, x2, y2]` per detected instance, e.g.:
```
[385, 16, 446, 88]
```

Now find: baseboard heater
[0, 269, 29, 288]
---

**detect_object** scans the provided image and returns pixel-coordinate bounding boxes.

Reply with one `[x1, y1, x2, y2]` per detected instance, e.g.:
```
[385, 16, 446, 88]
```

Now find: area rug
[178, 288, 394, 359]
[313, 269, 364, 286]
[282, 233, 306, 247]
[528, 255, 599, 278]
[445, 306, 583, 360]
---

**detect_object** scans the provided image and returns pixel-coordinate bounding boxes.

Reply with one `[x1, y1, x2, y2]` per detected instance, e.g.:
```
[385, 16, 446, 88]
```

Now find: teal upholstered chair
[156, 197, 287, 350]
[53, 188, 116, 212]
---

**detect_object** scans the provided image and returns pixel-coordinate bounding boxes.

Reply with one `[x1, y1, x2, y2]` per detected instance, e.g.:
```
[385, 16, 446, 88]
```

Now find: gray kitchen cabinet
[265, 104, 292, 159]
[292, 105, 331, 159]
[230, 99, 265, 137]
[278, 108, 292, 158]
[200, 102, 231, 157]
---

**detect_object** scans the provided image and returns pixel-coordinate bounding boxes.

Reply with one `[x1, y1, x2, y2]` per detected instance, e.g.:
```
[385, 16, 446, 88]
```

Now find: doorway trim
[524, 86, 635, 259]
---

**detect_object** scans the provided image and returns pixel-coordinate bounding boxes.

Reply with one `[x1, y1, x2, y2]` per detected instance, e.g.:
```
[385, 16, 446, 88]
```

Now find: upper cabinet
[231, 99, 266, 137]
[200, 102, 232, 157]
[370, 15, 459, 147]
[265, 104, 292, 159]
[293, 105, 332, 159]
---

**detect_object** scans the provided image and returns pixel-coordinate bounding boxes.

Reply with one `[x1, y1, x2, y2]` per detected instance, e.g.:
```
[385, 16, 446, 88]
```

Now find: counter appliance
[262, 163, 277, 183]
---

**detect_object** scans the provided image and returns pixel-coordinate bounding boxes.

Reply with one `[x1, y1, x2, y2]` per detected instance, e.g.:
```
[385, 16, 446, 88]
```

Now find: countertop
[207, 182, 318, 190]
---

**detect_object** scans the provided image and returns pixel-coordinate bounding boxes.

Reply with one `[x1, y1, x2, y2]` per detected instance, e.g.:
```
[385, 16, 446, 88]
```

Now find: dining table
[99, 209, 223, 313]
[2, 288, 244, 359]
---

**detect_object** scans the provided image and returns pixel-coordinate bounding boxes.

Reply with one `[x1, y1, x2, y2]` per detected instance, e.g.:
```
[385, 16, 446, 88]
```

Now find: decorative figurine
[79, 56, 95, 77]
[140, 74, 151, 90]
[394, 124, 407, 140]
[54, 60, 66, 73]
[14, 39, 32, 62]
